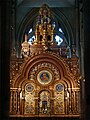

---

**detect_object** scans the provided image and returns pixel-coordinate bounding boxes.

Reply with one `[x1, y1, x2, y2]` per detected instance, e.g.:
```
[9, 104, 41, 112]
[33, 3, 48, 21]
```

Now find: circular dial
[25, 84, 34, 92]
[56, 84, 64, 92]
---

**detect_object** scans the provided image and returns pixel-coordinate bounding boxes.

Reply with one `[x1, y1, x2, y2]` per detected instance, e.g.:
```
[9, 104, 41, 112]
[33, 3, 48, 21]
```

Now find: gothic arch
[16, 6, 74, 48]
[16, 8, 39, 43]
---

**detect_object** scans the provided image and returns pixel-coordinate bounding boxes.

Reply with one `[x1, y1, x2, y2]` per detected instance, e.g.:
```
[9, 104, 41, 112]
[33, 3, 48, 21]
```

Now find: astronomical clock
[10, 4, 81, 118]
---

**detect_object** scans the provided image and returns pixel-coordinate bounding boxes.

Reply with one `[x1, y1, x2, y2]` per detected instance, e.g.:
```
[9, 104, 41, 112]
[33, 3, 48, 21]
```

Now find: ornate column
[71, 89, 75, 114]
[75, 90, 79, 113]
[73, 90, 77, 113]
[17, 88, 21, 114]
[68, 89, 72, 114]
[13, 89, 17, 114]
[64, 89, 69, 114]
[51, 90, 54, 115]
[51, 28, 54, 44]
[35, 96, 39, 115]
[42, 29, 48, 45]
[20, 89, 25, 115]
[10, 90, 13, 113]
[35, 24, 40, 44]
[50, 97, 54, 115]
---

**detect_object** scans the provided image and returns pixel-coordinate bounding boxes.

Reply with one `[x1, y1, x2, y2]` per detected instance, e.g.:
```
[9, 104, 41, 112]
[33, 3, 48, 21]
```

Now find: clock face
[37, 70, 52, 85]
[25, 84, 34, 92]
[56, 84, 64, 92]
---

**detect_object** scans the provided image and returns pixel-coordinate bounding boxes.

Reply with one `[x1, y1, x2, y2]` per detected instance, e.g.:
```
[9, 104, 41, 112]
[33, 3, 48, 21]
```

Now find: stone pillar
[79, 3, 85, 118]
[10, 0, 16, 53]
[83, 0, 90, 119]
[75, 0, 80, 56]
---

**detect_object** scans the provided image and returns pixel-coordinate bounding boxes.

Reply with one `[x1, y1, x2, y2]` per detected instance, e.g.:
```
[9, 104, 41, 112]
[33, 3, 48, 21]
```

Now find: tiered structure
[10, 4, 81, 118]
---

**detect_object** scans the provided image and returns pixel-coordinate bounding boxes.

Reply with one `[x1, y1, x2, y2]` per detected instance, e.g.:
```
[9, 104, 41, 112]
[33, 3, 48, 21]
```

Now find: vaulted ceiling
[17, 0, 75, 7]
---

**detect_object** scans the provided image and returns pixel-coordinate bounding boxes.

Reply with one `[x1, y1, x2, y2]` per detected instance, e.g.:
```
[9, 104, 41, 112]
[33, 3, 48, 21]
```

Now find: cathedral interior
[0, 0, 90, 120]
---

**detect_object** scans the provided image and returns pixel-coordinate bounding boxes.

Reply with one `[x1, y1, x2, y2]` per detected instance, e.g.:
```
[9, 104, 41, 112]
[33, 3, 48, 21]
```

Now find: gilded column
[68, 88, 72, 114]
[64, 89, 68, 114]
[35, 25, 39, 44]
[13, 89, 17, 114]
[51, 91, 54, 115]
[66, 90, 70, 114]
[17, 88, 21, 114]
[51, 97, 54, 115]
[21, 89, 25, 115]
[71, 89, 75, 114]
[76, 90, 79, 113]
[35, 96, 39, 115]
[74, 90, 78, 114]
[10, 90, 13, 113]
[51, 29, 54, 43]
[42, 29, 47, 45]
[73, 90, 77, 113]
